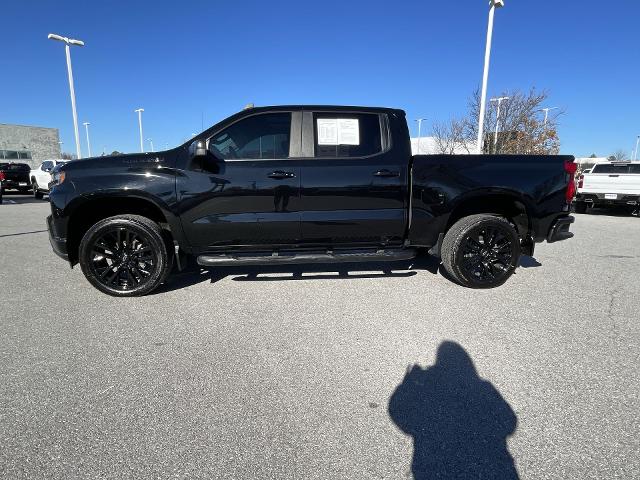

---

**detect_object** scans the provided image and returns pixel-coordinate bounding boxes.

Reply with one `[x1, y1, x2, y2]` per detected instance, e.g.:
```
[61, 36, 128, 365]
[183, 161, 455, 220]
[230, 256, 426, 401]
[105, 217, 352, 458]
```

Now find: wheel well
[447, 195, 530, 237]
[67, 197, 171, 264]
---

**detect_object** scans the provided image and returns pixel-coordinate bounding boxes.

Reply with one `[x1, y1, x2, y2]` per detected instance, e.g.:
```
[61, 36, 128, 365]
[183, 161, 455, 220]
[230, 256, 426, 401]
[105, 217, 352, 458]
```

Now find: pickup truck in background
[30, 159, 68, 199]
[47, 105, 576, 296]
[575, 161, 640, 214]
[0, 162, 31, 193]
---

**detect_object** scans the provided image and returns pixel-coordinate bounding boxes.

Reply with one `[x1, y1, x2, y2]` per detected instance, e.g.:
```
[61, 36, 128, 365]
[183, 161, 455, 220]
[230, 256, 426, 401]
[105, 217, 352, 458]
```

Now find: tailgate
[581, 174, 640, 195]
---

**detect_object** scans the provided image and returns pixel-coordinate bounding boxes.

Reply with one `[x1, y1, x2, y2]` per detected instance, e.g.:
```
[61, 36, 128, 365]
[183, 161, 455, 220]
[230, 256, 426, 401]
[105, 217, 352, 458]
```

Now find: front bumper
[47, 214, 69, 261]
[547, 215, 574, 243]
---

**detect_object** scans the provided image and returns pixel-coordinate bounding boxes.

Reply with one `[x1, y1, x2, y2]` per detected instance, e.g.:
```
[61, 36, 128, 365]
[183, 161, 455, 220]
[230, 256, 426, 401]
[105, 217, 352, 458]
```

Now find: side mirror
[43, 166, 52, 173]
[189, 140, 207, 158]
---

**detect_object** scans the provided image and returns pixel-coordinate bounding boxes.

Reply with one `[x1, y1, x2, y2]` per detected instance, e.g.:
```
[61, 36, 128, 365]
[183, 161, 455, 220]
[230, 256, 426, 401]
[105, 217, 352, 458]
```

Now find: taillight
[564, 160, 577, 203]
[577, 174, 584, 189]
[0, 172, 5, 181]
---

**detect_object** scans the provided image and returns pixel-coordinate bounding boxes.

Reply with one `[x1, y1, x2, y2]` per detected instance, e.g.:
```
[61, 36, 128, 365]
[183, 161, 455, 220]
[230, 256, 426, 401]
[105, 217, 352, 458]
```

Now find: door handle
[268, 171, 295, 179]
[373, 169, 400, 178]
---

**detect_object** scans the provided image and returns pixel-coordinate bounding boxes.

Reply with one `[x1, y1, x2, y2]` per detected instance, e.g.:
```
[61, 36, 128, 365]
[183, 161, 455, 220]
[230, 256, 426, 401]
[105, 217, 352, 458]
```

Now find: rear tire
[574, 201, 587, 214]
[441, 214, 520, 289]
[32, 181, 43, 199]
[79, 215, 171, 296]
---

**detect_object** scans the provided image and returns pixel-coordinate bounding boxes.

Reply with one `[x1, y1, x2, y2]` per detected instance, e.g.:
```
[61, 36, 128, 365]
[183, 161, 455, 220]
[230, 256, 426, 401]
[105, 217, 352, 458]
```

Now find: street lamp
[415, 118, 426, 154]
[490, 96, 509, 153]
[48, 33, 84, 159]
[134, 108, 145, 153]
[82, 122, 92, 157]
[148, 138, 154, 152]
[542, 107, 558, 126]
[633, 135, 640, 161]
[476, 0, 505, 154]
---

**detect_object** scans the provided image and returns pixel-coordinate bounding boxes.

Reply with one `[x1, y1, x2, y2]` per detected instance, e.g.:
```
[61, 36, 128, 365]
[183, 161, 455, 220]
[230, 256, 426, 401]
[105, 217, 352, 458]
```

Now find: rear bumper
[47, 214, 69, 261]
[576, 192, 640, 206]
[2, 179, 30, 189]
[547, 215, 574, 243]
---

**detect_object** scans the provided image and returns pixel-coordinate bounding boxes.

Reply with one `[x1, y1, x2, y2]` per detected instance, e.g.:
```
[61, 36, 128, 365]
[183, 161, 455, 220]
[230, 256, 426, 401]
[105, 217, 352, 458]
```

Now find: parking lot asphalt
[1, 195, 638, 479]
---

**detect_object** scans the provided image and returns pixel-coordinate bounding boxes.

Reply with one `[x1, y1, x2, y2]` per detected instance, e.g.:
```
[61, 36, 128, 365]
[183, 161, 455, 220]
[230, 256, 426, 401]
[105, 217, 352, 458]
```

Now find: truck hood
[59, 150, 177, 173]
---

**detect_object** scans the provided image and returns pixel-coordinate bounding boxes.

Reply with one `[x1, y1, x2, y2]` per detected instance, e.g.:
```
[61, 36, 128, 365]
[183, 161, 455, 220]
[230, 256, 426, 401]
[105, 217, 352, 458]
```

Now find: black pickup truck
[47, 105, 576, 296]
[0, 162, 31, 193]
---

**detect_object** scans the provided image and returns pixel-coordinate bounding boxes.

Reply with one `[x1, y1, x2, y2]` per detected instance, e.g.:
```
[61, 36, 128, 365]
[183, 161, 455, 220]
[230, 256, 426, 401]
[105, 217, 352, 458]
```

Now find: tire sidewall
[79, 217, 168, 296]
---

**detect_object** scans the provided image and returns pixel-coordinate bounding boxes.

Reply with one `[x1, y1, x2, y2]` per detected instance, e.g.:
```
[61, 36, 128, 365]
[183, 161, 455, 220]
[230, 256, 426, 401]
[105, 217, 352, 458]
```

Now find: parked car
[30, 159, 68, 199]
[0, 162, 31, 193]
[574, 161, 640, 214]
[0, 170, 4, 204]
[47, 105, 576, 296]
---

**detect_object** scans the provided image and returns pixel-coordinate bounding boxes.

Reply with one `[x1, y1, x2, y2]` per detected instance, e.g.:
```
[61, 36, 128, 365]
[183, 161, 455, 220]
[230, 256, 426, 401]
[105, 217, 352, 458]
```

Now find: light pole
[542, 107, 558, 126]
[48, 33, 84, 159]
[148, 138, 154, 152]
[135, 108, 145, 152]
[476, 0, 505, 154]
[490, 96, 509, 153]
[634, 135, 640, 161]
[82, 122, 92, 157]
[415, 118, 426, 154]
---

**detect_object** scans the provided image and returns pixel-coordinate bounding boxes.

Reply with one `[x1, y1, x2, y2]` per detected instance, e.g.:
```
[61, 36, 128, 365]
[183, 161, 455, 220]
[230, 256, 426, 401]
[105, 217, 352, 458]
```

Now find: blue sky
[2, 0, 639, 157]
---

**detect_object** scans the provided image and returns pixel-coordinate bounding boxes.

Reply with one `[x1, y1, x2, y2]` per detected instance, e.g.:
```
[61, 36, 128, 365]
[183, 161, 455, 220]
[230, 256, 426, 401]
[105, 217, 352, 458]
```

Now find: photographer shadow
[388, 341, 519, 479]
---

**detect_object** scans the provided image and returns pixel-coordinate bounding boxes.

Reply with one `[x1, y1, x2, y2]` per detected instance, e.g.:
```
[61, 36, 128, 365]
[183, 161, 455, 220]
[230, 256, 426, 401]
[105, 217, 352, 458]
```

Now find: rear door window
[313, 113, 383, 158]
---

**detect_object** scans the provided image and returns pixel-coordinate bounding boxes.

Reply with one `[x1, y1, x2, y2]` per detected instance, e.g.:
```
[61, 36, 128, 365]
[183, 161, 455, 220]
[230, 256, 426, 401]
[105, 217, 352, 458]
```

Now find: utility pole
[490, 97, 509, 153]
[476, 0, 505, 154]
[415, 118, 426, 154]
[542, 107, 558, 126]
[82, 122, 92, 157]
[48, 33, 85, 159]
[135, 108, 145, 152]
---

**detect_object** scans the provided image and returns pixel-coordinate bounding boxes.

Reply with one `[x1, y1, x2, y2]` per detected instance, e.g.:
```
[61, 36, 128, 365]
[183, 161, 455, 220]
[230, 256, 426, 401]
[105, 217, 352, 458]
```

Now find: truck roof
[240, 105, 406, 115]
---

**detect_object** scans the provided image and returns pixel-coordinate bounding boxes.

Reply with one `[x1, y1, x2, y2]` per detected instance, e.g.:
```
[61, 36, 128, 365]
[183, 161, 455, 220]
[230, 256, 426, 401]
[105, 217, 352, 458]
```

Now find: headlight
[51, 171, 66, 186]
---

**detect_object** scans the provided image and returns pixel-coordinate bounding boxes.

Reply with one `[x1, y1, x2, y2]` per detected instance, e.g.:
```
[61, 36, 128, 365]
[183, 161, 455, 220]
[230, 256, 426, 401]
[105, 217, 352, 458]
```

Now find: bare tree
[608, 150, 628, 161]
[433, 88, 562, 155]
[432, 118, 471, 154]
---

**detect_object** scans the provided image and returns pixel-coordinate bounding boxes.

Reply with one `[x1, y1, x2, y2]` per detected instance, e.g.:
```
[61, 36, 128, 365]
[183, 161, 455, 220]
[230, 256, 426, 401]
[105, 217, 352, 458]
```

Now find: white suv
[30, 159, 68, 199]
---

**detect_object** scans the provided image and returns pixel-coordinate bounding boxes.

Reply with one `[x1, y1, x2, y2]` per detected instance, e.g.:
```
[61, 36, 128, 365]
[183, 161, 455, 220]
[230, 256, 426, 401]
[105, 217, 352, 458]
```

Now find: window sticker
[316, 118, 360, 145]
[317, 118, 338, 145]
[337, 118, 359, 145]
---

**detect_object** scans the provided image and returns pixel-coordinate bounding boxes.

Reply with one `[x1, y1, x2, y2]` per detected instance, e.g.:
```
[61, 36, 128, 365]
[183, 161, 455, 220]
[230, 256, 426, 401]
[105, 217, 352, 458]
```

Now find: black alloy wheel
[79, 215, 171, 296]
[441, 214, 520, 288]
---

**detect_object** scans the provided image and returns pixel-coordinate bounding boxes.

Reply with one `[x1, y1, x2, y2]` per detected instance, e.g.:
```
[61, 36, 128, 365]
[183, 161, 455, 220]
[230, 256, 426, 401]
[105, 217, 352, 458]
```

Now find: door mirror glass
[189, 140, 207, 158]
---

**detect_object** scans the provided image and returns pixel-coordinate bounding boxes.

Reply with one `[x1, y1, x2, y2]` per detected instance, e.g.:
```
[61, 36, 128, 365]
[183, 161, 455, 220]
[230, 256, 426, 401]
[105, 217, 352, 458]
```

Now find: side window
[208, 113, 291, 160]
[42, 161, 53, 171]
[313, 113, 382, 158]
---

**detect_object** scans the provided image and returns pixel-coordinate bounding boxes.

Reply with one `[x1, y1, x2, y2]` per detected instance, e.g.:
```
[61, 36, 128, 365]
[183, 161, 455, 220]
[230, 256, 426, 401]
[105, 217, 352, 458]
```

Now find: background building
[0, 123, 61, 168]
[411, 136, 471, 155]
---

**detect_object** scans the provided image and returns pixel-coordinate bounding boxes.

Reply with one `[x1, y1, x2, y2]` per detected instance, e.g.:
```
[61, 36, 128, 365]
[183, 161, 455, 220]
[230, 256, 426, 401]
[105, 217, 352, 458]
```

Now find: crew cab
[0, 162, 31, 193]
[30, 159, 68, 199]
[47, 105, 576, 296]
[574, 161, 640, 214]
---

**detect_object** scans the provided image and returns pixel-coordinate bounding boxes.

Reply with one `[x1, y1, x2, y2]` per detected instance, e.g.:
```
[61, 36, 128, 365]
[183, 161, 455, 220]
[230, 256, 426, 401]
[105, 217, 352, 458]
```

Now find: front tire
[79, 215, 171, 296]
[441, 214, 520, 289]
[32, 181, 43, 199]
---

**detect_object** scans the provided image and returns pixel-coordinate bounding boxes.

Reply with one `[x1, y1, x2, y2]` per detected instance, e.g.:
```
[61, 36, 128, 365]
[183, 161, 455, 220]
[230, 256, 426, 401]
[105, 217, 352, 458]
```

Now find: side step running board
[197, 248, 418, 267]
